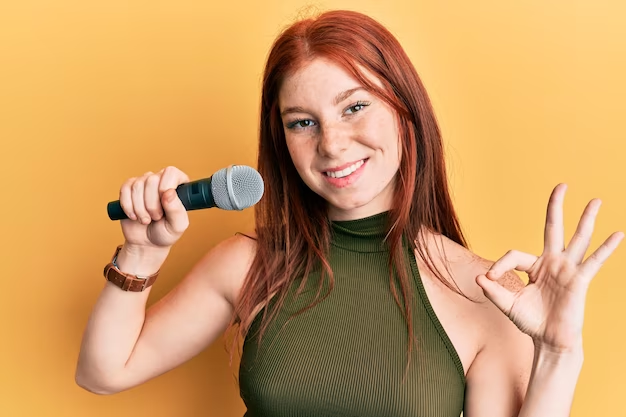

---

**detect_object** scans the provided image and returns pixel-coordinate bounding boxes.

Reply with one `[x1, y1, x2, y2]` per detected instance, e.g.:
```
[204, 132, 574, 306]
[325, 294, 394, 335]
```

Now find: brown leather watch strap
[103, 245, 159, 292]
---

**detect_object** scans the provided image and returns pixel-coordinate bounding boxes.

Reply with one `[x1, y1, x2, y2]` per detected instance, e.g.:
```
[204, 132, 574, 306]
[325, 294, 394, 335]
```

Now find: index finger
[158, 166, 191, 195]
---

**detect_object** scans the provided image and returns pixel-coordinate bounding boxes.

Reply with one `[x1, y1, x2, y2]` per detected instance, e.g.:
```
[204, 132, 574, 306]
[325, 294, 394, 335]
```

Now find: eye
[345, 101, 371, 115]
[286, 119, 317, 130]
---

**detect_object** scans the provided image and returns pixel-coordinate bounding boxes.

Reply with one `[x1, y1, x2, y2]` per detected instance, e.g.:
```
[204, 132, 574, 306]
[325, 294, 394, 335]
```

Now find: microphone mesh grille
[211, 165, 264, 210]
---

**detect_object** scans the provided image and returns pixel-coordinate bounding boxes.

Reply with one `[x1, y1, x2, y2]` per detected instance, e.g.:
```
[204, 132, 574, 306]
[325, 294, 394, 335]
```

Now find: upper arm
[464, 271, 534, 417]
[116, 234, 256, 391]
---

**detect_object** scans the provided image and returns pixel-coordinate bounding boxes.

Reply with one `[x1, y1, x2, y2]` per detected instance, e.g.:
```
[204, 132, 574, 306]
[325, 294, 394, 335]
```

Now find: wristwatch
[103, 245, 159, 292]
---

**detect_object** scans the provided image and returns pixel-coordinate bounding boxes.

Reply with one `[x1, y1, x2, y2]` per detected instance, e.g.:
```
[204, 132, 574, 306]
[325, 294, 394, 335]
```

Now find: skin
[77, 56, 623, 417]
[279, 58, 401, 221]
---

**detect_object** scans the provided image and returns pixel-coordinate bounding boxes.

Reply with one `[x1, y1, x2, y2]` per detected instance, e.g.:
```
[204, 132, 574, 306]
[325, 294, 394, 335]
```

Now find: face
[278, 58, 401, 221]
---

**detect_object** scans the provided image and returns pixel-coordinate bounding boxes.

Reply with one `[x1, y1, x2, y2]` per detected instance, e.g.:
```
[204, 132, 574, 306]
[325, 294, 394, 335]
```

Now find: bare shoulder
[417, 229, 525, 306]
[415, 229, 533, 375]
[188, 230, 257, 307]
[453, 242, 532, 350]
[429, 233, 534, 408]
[435, 232, 527, 333]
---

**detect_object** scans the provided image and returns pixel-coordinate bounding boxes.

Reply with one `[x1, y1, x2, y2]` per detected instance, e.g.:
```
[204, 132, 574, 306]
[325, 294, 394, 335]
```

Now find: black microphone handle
[107, 177, 216, 221]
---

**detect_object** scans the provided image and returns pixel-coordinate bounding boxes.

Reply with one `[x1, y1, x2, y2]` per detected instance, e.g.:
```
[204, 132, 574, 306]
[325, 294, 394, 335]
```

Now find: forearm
[75, 245, 170, 393]
[518, 342, 584, 417]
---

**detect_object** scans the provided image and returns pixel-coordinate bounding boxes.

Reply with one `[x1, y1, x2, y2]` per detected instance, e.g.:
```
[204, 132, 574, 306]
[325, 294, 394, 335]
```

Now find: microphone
[107, 165, 264, 220]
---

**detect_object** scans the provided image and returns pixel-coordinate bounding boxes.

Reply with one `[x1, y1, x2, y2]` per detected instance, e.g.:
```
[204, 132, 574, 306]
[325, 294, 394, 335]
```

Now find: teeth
[326, 160, 364, 179]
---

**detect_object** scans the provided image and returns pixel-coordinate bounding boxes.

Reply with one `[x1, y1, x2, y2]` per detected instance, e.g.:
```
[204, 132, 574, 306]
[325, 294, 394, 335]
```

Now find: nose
[317, 124, 349, 157]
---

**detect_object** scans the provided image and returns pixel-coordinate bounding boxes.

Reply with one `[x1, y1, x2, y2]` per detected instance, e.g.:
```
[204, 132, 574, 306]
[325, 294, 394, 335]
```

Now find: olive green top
[239, 212, 465, 416]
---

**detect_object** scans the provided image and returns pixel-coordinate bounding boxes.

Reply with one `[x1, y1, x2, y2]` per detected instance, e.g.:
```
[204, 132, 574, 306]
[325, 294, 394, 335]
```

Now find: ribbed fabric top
[239, 212, 465, 417]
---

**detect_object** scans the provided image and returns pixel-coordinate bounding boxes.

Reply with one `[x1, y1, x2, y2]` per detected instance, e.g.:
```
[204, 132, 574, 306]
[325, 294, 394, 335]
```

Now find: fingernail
[142, 217, 150, 224]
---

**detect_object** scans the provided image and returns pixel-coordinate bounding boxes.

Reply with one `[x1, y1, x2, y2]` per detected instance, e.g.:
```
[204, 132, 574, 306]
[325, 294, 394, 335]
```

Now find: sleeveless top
[239, 212, 466, 416]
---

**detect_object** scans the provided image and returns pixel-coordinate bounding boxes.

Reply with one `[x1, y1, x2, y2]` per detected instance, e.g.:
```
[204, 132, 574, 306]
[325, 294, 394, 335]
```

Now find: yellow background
[1, 0, 624, 416]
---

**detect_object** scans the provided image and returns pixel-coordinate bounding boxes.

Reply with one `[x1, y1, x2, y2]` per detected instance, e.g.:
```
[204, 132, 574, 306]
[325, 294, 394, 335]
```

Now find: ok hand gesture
[477, 184, 624, 352]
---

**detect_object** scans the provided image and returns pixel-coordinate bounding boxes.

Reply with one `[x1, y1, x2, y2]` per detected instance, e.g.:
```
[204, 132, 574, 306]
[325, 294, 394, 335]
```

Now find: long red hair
[228, 10, 469, 369]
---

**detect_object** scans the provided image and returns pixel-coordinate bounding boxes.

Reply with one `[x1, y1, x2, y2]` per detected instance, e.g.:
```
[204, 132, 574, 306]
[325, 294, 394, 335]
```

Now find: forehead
[278, 58, 381, 106]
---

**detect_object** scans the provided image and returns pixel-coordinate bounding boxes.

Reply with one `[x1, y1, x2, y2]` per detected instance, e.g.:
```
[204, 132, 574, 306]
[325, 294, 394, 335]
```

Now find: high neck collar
[331, 211, 391, 253]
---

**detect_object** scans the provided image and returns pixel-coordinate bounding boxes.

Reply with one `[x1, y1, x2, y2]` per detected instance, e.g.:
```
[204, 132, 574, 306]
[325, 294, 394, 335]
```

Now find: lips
[323, 159, 366, 178]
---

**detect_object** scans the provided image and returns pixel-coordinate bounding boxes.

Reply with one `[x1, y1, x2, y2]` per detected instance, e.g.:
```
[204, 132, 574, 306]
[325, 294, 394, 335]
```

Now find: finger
[119, 177, 138, 221]
[565, 198, 601, 264]
[544, 183, 567, 254]
[161, 189, 190, 235]
[157, 167, 189, 211]
[476, 274, 516, 316]
[144, 173, 164, 221]
[131, 173, 152, 225]
[579, 231, 624, 281]
[157, 167, 190, 232]
[486, 250, 537, 280]
[158, 166, 191, 193]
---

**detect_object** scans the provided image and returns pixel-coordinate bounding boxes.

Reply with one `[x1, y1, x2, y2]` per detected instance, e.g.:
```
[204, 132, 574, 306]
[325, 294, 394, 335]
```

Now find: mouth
[323, 159, 367, 179]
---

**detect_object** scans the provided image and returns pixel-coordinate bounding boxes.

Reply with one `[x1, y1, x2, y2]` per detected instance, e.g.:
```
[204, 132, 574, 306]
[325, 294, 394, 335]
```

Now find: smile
[324, 159, 366, 178]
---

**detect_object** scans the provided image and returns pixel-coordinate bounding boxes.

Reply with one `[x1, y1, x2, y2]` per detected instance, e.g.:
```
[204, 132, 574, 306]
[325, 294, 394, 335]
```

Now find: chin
[327, 195, 375, 212]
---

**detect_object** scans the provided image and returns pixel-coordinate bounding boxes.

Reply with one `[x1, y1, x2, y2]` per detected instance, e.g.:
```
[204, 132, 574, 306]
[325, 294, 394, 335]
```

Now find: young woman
[76, 10, 623, 417]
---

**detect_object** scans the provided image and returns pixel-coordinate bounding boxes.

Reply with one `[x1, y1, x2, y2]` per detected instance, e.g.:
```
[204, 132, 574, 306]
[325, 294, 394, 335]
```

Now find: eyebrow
[280, 87, 365, 117]
[333, 87, 364, 105]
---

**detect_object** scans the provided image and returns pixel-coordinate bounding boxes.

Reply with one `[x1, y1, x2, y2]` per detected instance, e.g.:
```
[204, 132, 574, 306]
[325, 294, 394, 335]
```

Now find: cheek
[381, 113, 401, 162]
[360, 112, 401, 155]
[392, 132, 402, 163]
[285, 137, 313, 175]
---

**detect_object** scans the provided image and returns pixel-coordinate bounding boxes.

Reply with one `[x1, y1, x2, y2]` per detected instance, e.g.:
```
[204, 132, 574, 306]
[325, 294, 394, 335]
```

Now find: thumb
[476, 274, 516, 317]
[161, 189, 189, 234]
[162, 188, 180, 207]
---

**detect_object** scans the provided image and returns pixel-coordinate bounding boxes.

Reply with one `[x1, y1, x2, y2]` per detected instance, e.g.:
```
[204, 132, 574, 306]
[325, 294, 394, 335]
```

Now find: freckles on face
[278, 58, 402, 219]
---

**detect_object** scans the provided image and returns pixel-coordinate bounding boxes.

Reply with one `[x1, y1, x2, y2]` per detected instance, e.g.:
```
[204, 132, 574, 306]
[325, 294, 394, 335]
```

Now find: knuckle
[121, 177, 136, 192]
[166, 165, 188, 183]
[158, 182, 173, 193]
[146, 174, 161, 190]
[146, 173, 160, 183]
[159, 166, 182, 190]
[131, 180, 144, 192]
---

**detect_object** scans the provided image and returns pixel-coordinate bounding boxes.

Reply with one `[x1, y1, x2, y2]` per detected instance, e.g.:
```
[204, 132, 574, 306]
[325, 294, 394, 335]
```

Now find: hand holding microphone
[108, 165, 264, 250]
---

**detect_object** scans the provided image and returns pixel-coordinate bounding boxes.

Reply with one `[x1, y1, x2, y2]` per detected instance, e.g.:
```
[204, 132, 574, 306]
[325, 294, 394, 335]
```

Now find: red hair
[228, 9, 469, 370]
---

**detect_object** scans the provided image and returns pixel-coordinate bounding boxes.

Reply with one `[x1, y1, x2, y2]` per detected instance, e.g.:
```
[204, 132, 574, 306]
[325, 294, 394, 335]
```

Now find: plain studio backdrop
[1, 1, 624, 416]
